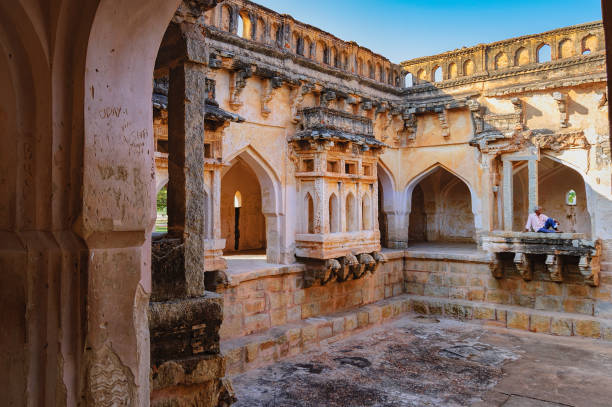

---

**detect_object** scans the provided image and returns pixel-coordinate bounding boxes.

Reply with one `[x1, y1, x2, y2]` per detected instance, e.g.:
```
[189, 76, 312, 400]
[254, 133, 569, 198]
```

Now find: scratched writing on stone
[99, 106, 128, 119]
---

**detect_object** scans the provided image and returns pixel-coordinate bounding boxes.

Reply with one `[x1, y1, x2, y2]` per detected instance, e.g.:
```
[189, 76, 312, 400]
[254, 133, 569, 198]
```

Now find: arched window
[305, 193, 314, 234]
[463, 59, 475, 75]
[558, 39, 573, 59]
[274, 24, 282, 47]
[515, 47, 529, 66]
[537, 44, 551, 63]
[448, 62, 457, 79]
[236, 13, 245, 38]
[582, 34, 597, 54]
[329, 193, 339, 233]
[304, 38, 312, 58]
[357, 58, 364, 75]
[296, 36, 304, 55]
[417, 68, 426, 83]
[494, 52, 509, 69]
[362, 194, 372, 230]
[385, 68, 390, 84]
[257, 18, 266, 42]
[368, 61, 374, 79]
[234, 191, 242, 208]
[376, 63, 382, 81]
[433, 65, 443, 82]
[346, 193, 357, 232]
[220, 4, 232, 31]
[405, 72, 413, 87]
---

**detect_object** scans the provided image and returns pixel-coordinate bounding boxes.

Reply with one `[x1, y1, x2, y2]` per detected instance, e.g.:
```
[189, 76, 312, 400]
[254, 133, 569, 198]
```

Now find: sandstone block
[270, 309, 287, 326]
[467, 288, 485, 301]
[345, 314, 358, 331]
[318, 324, 333, 340]
[264, 278, 283, 292]
[244, 313, 269, 334]
[332, 317, 345, 335]
[444, 303, 473, 320]
[411, 299, 428, 315]
[473, 306, 495, 320]
[530, 314, 551, 333]
[381, 304, 393, 320]
[428, 301, 444, 315]
[495, 309, 507, 323]
[563, 299, 594, 315]
[301, 325, 317, 343]
[535, 296, 562, 312]
[551, 318, 572, 336]
[287, 305, 302, 322]
[246, 342, 259, 363]
[244, 298, 266, 315]
[293, 290, 306, 305]
[357, 311, 369, 327]
[574, 319, 601, 339]
[507, 310, 529, 330]
[486, 290, 510, 304]
[301, 302, 320, 319]
[594, 301, 612, 318]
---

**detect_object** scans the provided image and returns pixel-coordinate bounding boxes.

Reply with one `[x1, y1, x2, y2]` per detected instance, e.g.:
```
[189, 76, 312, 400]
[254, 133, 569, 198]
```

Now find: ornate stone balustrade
[203, 0, 403, 86]
[401, 21, 604, 87]
[482, 232, 601, 286]
[300, 106, 374, 138]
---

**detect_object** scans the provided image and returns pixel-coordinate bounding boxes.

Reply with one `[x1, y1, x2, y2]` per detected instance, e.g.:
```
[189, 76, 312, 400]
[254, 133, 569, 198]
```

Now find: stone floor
[231, 315, 612, 407]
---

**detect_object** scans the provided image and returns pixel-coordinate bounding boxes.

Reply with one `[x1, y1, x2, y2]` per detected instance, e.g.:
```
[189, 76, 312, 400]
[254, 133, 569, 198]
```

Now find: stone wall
[215, 255, 404, 340]
[404, 248, 612, 318]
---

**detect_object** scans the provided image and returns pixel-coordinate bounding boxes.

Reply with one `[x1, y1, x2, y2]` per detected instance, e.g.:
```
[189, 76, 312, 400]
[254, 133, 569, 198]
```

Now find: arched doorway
[221, 159, 267, 253]
[408, 167, 476, 243]
[513, 156, 591, 236]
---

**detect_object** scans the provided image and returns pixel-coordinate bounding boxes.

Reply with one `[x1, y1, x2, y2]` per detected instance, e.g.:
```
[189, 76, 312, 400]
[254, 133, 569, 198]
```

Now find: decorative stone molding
[552, 92, 569, 128]
[513, 252, 533, 281]
[545, 254, 563, 282]
[481, 232, 601, 286]
[532, 130, 589, 151]
[436, 107, 450, 138]
[229, 64, 255, 110]
[261, 76, 283, 117]
[290, 81, 314, 123]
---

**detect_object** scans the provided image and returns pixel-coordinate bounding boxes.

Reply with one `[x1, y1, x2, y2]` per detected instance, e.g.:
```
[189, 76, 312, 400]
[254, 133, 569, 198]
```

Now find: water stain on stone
[334, 356, 372, 368]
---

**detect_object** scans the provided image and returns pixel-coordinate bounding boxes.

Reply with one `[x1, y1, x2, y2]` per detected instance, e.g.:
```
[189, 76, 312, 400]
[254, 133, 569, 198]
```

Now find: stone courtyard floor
[231, 315, 612, 407]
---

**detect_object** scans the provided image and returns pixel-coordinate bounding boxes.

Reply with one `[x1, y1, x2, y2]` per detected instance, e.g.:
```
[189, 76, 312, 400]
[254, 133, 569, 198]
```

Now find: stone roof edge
[399, 20, 603, 66]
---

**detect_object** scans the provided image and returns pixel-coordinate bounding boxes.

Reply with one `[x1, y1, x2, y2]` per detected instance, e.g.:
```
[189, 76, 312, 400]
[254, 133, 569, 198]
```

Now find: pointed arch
[345, 192, 357, 232]
[404, 162, 482, 231]
[329, 192, 339, 233]
[305, 192, 314, 234]
[223, 145, 283, 262]
[362, 192, 372, 230]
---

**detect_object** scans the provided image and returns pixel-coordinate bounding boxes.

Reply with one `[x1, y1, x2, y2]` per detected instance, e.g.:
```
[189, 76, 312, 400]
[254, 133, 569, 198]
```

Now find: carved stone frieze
[513, 252, 533, 281]
[261, 76, 283, 117]
[545, 254, 563, 282]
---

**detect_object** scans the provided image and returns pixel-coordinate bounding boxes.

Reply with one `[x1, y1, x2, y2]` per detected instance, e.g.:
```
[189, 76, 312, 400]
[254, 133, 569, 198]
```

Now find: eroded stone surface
[231, 316, 612, 407]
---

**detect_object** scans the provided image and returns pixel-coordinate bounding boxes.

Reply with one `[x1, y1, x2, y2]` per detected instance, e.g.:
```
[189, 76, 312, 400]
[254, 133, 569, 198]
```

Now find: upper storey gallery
[400, 21, 605, 87]
[202, 0, 404, 87]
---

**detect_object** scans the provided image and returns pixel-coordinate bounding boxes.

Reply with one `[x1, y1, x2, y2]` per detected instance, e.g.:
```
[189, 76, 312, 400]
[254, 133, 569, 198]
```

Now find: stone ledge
[221, 292, 612, 376]
[405, 294, 612, 341]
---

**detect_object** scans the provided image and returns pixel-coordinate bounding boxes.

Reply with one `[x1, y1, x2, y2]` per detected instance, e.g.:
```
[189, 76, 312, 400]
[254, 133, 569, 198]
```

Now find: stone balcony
[481, 231, 601, 286]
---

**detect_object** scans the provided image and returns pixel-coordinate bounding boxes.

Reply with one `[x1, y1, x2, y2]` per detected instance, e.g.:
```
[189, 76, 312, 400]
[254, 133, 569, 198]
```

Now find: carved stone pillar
[502, 159, 514, 231]
[527, 158, 539, 214]
[168, 61, 208, 296]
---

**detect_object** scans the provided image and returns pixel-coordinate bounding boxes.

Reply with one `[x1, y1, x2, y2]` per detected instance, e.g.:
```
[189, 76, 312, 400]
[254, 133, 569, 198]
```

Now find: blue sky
[255, 0, 603, 63]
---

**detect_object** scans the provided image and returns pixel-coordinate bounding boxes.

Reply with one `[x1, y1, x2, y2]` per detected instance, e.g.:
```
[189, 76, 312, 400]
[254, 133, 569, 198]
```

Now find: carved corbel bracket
[374, 101, 388, 121]
[545, 254, 563, 282]
[261, 76, 283, 118]
[337, 253, 359, 282]
[579, 243, 601, 286]
[360, 99, 373, 112]
[320, 258, 341, 285]
[402, 109, 417, 143]
[290, 81, 313, 123]
[489, 254, 503, 278]
[320, 90, 337, 108]
[510, 97, 524, 130]
[435, 107, 450, 138]
[467, 99, 484, 134]
[229, 65, 254, 110]
[513, 252, 533, 281]
[552, 92, 569, 128]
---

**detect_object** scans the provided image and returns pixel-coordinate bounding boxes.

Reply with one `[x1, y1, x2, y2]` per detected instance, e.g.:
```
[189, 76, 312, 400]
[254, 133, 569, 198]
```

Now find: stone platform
[221, 293, 612, 376]
[231, 312, 612, 407]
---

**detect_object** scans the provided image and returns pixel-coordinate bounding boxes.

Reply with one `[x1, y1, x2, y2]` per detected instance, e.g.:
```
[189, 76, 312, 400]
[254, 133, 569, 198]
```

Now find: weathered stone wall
[216, 255, 404, 340]
[404, 249, 612, 318]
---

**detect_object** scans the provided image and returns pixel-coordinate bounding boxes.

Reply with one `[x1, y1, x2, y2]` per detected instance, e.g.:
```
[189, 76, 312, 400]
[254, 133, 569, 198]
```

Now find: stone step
[221, 294, 612, 376]
[221, 295, 410, 375]
[407, 294, 612, 341]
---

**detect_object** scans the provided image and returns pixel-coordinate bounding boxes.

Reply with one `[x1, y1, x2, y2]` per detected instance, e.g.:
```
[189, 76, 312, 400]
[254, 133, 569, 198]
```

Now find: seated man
[524, 206, 560, 233]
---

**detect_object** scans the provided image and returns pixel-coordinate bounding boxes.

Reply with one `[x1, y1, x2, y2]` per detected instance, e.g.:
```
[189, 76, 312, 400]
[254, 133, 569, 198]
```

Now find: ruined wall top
[400, 21, 605, 88]
[202, 0, 404, 87]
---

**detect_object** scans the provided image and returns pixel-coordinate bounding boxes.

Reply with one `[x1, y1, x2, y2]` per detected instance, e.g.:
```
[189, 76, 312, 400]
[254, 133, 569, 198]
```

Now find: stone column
[527, 158, 539, 214]
[168, 61, 208, 296]
[503, 159, 514, 231]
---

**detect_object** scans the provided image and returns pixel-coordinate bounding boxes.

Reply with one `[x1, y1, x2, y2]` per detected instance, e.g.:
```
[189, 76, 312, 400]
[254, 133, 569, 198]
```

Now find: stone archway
[405, 164, 477, 244]
[224, 146, 285, 263]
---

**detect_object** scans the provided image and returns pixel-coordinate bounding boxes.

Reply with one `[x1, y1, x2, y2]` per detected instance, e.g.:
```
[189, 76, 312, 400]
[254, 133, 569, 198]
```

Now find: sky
[255, 0, 603, 63]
